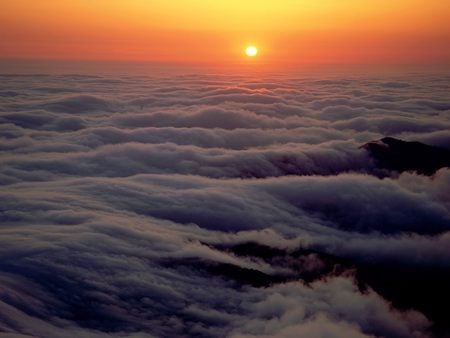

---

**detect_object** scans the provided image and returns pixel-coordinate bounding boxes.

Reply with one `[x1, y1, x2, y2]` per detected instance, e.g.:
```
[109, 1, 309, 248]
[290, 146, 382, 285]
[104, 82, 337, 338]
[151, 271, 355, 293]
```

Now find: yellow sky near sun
[1, 0, 449, 65]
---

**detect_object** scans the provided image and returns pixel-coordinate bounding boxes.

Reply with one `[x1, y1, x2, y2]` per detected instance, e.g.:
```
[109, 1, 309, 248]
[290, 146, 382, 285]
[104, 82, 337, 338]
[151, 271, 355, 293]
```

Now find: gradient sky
[1, 0, 449, 65]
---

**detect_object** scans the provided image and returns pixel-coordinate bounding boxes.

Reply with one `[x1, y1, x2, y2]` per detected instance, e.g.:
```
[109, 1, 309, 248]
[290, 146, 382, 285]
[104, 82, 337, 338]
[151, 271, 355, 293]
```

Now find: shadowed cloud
[0, 71, 449, 338]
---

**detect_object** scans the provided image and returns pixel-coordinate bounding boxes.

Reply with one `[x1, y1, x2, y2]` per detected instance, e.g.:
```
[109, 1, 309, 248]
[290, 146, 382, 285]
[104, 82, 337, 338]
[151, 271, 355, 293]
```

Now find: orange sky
[1, 0, 449, 65]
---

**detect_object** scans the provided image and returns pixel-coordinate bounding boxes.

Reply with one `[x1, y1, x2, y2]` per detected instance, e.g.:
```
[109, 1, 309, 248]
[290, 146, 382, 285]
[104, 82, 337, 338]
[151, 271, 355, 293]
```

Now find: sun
[245, 46, 258, 57]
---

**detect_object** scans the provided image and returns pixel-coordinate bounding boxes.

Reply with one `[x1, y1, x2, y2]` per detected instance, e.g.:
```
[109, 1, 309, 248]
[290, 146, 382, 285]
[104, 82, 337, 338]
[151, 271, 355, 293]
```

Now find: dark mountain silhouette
[362, 137, 450, 175]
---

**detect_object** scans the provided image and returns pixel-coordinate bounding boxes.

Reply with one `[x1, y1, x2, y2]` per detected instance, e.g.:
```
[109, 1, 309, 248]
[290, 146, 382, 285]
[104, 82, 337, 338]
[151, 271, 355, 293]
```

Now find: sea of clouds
[0, 68, 449, 338]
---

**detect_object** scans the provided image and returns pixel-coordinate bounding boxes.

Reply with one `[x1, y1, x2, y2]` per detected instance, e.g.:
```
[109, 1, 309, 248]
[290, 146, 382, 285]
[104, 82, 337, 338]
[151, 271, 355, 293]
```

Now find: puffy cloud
[0, 71, 448, 337]
[232, 278, 430, 338]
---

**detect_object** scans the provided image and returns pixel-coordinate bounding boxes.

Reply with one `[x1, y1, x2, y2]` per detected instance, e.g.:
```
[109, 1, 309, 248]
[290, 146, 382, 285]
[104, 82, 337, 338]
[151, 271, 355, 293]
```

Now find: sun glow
[1, 0, 449, 64]
[245, 46, 258, 57]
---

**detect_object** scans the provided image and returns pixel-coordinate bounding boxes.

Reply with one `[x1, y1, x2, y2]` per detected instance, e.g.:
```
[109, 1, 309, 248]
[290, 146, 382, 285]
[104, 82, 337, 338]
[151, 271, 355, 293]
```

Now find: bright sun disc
[245, 46, 258, 57]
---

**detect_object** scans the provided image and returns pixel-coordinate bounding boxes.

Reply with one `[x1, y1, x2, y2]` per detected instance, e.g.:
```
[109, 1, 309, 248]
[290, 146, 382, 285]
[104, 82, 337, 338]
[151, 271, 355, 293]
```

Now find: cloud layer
[0, 70, 449, 337]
